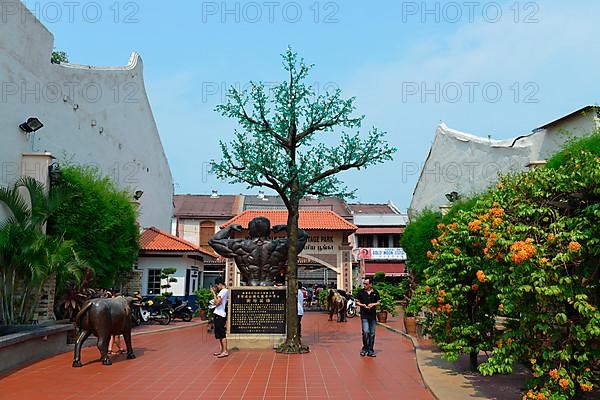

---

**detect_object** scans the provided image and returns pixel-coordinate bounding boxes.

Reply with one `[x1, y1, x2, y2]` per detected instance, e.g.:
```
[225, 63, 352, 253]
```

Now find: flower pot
[404, 316, 417, 336]
[198, 309, 208, 321]
[376, 311, 388, 323]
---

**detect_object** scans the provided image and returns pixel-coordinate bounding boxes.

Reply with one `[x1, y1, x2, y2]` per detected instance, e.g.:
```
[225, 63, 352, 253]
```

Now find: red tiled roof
[348, 203, 398, 214]
[174, 195, 241, 218]
[140, 227, 215, 257]
[221, 210, 357, 231]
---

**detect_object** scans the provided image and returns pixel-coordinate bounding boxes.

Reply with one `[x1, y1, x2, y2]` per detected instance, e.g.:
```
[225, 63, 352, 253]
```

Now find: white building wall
[137, 256, 202, 297]
[409, 116, 596, 216]
[0, 0, 172, 231]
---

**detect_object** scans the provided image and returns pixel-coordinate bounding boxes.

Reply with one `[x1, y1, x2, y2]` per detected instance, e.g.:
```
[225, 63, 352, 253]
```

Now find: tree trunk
[469, 351, 478, 372]
[276, 199, 309, 354]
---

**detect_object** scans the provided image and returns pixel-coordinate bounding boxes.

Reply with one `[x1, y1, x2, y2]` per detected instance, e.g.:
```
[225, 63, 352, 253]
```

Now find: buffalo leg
[72, 330, 91, 367]
[123, 330, 136, 359]
[98, 334, 112, 365]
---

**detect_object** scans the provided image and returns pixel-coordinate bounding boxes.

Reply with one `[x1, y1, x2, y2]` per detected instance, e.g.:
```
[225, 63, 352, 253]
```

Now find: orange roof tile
[221, 210, 357, 231]
[140, 227, 216, 257]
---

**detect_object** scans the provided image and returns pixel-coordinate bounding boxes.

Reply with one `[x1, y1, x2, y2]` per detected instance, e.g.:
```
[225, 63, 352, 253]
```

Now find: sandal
[216, 352, 229, 358]
[213, 352, 222, 356]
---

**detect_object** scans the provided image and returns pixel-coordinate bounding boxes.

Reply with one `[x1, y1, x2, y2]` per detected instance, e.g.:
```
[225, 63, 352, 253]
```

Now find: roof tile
[221, 210, 357, 231]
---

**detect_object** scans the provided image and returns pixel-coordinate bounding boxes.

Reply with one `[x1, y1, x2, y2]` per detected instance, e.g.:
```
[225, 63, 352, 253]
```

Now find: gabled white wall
[0, 0, 173, 231]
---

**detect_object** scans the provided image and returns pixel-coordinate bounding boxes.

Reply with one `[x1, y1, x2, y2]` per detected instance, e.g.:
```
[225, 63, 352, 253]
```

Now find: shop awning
[355, 227, 404, 234]
[364, 262, 407, 277]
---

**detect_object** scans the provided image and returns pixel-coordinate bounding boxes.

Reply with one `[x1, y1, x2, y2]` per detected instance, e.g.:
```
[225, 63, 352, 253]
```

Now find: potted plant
[376, 290, 397, 323]
[403, 297, 419, 336]
[194, 288, 212, 320]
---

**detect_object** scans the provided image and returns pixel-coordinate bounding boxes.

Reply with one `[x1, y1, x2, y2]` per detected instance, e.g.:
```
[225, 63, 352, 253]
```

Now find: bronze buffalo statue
[327, 289, 347, 322]
[72, 296, 136, 367]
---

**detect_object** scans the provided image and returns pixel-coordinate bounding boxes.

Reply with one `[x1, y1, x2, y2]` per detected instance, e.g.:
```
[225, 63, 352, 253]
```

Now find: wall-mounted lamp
[19, 117, 44, 133]
[445, 191, 461, 203]
[133, 190, 144, 201]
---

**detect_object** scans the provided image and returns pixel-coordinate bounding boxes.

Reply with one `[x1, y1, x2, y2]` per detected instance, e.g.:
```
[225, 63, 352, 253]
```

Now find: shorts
[214, 314, 227, 339]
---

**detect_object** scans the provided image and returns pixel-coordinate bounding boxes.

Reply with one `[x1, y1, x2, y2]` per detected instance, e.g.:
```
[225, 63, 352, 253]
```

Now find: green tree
[0, 177, 83, 324]
[51, 50, 69, 64]
[212, 48, 396, 353]
[48, 165, 139, 288]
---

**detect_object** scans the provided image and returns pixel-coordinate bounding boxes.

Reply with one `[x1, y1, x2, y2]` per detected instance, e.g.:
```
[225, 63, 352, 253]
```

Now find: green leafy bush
[49, 165, 139, 288]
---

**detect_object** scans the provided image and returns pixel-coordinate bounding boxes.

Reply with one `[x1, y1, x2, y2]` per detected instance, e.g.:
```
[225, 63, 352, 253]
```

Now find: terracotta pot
[404, 316, 417, 335]
[376, 311, 388, 323]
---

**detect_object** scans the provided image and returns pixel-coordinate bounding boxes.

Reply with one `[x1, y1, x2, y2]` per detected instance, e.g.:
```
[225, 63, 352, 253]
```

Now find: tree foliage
[212, 48, 396, 352]
[49, 165, 139, 289]
[416, 133, 600, 399]
[51, 50, 69, 64]
[0, 177, 84, 324]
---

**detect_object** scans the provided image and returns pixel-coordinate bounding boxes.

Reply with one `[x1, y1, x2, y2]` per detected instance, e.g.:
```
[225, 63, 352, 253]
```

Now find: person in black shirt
[355, 278, 381, 357]
[274, 267, 286, 286]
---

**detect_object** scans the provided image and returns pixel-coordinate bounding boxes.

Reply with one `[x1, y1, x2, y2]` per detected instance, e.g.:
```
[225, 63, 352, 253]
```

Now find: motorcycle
[135, 299, 171, 325]
[170, 300, 193, 322]
[346, 295, 358, 318]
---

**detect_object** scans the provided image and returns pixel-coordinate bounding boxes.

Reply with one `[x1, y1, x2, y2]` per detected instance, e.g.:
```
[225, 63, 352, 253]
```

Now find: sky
[27, 0, 600, 212]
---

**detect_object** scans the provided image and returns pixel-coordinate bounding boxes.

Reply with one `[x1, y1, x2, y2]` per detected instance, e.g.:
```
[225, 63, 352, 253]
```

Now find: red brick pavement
[0, 313, 433, 400]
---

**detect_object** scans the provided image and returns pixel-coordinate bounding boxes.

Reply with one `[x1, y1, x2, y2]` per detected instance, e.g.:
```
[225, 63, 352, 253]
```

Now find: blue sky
[31, 0, 600, 211]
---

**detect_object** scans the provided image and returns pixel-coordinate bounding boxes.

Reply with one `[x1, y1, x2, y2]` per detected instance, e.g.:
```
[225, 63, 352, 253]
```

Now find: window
[200, 221, 216, 247]
[357, 235, 373, 248]
[376, 235, 389, 248]
[392, 234, 401, 247]
[147, 269, 161, 295]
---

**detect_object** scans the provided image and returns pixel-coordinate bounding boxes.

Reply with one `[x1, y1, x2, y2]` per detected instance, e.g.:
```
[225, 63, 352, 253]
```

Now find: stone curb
[377, 322, 440, 400]
[131, 319, 208, 337]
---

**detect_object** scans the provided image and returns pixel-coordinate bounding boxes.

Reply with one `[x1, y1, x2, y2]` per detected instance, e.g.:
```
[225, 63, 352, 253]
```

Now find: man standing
[355, 278, 380, 357]
[297, 281, 304, 340]
[210, 277, 229, 358]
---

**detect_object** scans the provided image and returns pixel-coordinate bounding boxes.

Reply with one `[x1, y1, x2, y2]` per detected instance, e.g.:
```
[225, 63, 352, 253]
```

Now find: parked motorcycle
[170, 300, 193, 322]
[136, 299, 171, 325]
[346, 295, 358, 318]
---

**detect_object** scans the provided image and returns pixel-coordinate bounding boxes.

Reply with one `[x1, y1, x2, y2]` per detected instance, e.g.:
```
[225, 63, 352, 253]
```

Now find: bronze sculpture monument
[209, 217, 308, 286]
[72, 296, 136, 367]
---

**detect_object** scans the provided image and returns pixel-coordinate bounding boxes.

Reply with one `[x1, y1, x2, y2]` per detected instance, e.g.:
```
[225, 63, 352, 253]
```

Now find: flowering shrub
[418, 142, 599, 398]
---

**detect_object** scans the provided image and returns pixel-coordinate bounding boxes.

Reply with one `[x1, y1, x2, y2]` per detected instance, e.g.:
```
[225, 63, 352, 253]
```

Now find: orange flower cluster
[559, 379, 569, 390]
[471, 284, 479, 291]
[492, 217, 503, 227]
[568, 241, 582, 252]
[497, 339, 503, 348]
[438, 290, 446, 297]
[506, 338, 513, 345]
[496, 183, 504, 189]
[539, 257, 548, 265]
[437, 303, 451, 314]
[426, 250, 433, 259]
[524, 390, 548, 400]
[468, 220, 482, 232]
[476, 270, 487, 283]
[547, 233, 556, 241]
[580, 383, 593, 392]
[448, 223, 458, 230]
[431, 238, 439, 246]
[454, 247, 461, 255]
[437, 223, 445, 230]
[425, 286, 431, 293]
[498, 304, 505, 313]
[548, 369, 559, 379]
[510, 239, 536, 264]
[489, 205, 504, 218]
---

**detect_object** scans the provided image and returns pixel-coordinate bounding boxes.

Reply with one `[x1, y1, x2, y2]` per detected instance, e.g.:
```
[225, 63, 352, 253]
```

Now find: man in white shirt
[297, 281, 304, 340]
[210, 277, 229, 358]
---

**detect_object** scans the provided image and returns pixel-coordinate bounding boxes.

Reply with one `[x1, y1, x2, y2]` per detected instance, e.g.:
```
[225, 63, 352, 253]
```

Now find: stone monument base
[227, 333, 286, 350]
[227, 286, 287, 349]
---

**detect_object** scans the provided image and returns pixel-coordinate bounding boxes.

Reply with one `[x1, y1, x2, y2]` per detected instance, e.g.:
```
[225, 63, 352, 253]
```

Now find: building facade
[349, 202, 408, 280]
[409, 106, 599, 218]
[0, 0, 173, 231]
[138, 227, 216, 301]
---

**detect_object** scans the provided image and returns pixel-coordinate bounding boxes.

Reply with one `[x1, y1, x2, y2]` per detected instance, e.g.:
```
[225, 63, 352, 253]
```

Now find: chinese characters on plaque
[229, 288, 286, 334]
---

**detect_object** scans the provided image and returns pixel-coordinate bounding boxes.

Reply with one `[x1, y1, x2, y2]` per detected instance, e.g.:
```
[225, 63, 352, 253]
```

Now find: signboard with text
[359, 247, 407, 260]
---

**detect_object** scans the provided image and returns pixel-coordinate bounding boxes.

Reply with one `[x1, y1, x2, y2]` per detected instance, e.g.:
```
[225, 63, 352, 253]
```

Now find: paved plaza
[0, 313, 433, 400]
